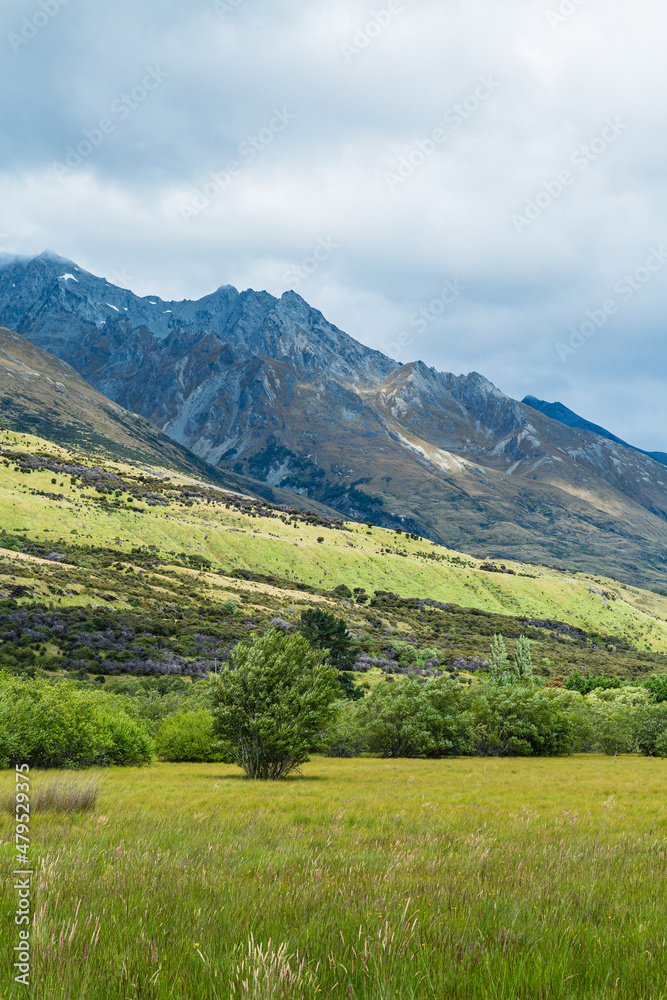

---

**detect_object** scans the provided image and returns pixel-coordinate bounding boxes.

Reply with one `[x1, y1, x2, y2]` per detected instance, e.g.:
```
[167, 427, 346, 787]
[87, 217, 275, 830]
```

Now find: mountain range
[0, 324, 342, 519]
[523, 396, 667, 468]
[0, 250, 666, 589]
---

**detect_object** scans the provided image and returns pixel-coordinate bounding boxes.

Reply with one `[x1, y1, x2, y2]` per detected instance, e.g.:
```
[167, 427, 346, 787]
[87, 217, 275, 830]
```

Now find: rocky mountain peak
[1, 252, 666, 586]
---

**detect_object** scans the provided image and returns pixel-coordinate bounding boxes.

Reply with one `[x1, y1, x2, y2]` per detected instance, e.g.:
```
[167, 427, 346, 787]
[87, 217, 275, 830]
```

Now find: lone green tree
[210, 629, 338, 780]
[489, 634, 510, 681]
[299, 608, 355, 669]
[513, 636, 533, 678]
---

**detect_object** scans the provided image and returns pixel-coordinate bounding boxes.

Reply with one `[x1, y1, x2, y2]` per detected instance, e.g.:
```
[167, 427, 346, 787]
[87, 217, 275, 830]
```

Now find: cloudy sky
[2, 0, 666, 448]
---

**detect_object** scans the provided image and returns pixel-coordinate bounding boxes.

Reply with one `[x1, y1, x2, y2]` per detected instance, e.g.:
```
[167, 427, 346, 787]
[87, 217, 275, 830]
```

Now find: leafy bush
[336, 671, 365, 701]
[587, 686, 649, 707]
[353, 676, 474, 758]
[643, 675, 667, 703]
[210, 629, 338, 779]
[155, 710, 221, 762]
[390, 641, 418, 668]
[632, 704, 667, 757]
[322, 701, 370, 757]
[0, 674, 153, 768]
[566, 673, 622, 695]
[544, 689, 595, 752]
[472, 684, 574, 757]
[585, 692, 638, 755]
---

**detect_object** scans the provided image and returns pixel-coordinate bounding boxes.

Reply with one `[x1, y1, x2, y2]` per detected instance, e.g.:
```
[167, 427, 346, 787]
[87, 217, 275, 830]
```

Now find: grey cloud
[1, 0, 666, 448]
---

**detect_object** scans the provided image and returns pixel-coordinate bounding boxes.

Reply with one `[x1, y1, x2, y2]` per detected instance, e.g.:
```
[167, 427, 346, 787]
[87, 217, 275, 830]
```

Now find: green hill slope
[1, 429, 667, 684]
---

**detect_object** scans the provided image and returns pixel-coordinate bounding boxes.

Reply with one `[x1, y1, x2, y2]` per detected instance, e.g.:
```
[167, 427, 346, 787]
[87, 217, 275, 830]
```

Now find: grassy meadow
[1, 756, 666, 999]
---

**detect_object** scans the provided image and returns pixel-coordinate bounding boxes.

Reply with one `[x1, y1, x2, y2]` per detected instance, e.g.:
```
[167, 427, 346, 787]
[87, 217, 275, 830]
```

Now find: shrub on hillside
[390, 641, 418, 666]
[566, 673, 622, 695]
[0, 674, 153, 768]
[643, 675, 667, 703]
[299, 608, 355, 669]
[155, 710, 221, 762]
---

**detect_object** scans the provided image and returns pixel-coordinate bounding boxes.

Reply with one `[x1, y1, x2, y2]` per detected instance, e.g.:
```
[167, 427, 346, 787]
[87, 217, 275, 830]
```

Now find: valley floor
[2, 757, 666, 999]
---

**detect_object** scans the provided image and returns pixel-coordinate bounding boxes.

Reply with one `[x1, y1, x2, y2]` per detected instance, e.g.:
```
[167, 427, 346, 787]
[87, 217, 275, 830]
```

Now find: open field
[1, 756, 666, 999]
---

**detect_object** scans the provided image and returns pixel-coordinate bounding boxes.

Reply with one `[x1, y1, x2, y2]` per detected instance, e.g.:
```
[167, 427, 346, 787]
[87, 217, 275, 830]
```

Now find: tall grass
[2, 773, 100, 814]
[1, 756, 666, 998]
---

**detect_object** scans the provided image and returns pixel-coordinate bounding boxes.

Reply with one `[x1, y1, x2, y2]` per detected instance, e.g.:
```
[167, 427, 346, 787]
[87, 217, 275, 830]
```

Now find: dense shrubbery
[3, 653, 667, 769]
[643, 674, 667, 703]
[633, 703, 667, 757]
[0, 674, 153, 768]
[323, 675, 667, 759]
[344, 677, 474, 758]
[472, 685, 573, 756]
[566, 672, 622, 695]
[155, 710, 221, 762]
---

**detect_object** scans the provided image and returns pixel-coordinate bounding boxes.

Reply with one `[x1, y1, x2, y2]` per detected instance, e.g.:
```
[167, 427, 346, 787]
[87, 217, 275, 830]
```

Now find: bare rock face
[2, 250, 667, 588]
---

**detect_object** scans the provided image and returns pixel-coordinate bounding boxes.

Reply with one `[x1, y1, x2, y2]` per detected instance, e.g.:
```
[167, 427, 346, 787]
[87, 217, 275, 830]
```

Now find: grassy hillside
[1, 429, 667, 682]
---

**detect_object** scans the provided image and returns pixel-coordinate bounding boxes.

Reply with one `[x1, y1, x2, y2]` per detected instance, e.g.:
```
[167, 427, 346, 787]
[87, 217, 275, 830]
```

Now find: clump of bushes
[324, 677, 570, 758]
[634, 704, 667, 757]
[472, 684, 573, 756]
[566, 672, 622, 695]
[322, 671, 667, 759]
[155, 710, 221, 762]
[0, 674, 153, 768]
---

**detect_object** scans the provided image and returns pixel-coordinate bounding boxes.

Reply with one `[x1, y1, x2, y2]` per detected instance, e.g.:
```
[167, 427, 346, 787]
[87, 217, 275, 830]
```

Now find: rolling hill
[1, 426, 667, 688]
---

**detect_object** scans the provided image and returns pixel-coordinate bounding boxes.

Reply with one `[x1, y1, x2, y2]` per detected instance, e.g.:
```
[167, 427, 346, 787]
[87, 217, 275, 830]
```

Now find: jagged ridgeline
[2, 252, 667, 588]
[0, 325, 344, 519]
[1, 427, 667, 684]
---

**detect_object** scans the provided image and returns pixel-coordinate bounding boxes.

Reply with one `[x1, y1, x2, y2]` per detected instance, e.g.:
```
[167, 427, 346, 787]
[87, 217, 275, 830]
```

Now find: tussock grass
[1, 756, 667, 998]
[2, 773, 100, 813]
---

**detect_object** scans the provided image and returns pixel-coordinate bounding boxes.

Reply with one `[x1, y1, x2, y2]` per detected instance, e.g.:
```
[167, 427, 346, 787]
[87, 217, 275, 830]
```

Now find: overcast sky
[1, 0, 666, 449]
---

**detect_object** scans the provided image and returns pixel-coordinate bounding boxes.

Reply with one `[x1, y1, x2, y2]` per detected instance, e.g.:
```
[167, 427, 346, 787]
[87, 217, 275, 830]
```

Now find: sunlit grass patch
[1, 756, 666, 998]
